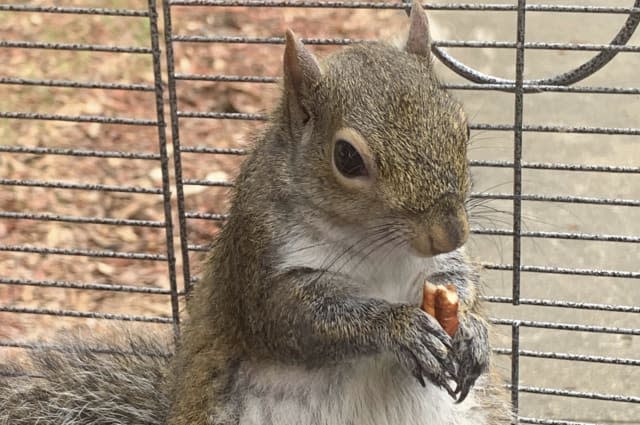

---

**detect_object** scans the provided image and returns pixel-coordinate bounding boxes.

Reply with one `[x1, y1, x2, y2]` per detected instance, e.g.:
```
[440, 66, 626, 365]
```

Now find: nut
[422, 281, 459, 337]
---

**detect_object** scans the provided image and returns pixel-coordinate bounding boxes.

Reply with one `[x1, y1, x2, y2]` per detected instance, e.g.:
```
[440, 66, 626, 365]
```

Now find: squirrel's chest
[277, 234, 436, 304]
[234, 355, 484, 425]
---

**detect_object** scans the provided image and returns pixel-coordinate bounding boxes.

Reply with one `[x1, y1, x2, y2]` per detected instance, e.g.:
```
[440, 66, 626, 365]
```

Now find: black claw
[455, 384, 471, 404]
[417, 374, 426, 388]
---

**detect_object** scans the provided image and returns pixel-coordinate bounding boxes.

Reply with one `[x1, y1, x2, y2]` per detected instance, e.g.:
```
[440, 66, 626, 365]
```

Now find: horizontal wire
[185, 211, 228, 220]
[0, 4, 150, 16]
[471, 192, 639, 207]
[448, 40, 640, 53]
[177, 111, 267, 120]
[187, 244, 209, 252]
[475, 123, 640, 136]
[0, 40, 152, 54]
[471, 228, 640, 243]
[174, 73, 640, 95]
[518, 418, 597, 425]
[183, 178, 234, 187]
[483, 263, 639, 279]
[494, 348, 640, 367]
[0, 340, 173, 358]
[0, 211, 165, 227]
[0, 77, 154, 91]
[469, 160, 640, 173]
[172, 35, 357, 44]
[0, 244, 166, 261]
[168, 1, 640, 14]
[517, 385, 640, 404]
[0, 111, 157, 126]
[484, 296, 640, 313]
[0, 145, 161, 160]
[175, 73, 278, 83]
[171, 35, 640, 53]
[0, 277, 173, 295]
[0, 178, 163, 194]
[180, 146, 246, 155]
[490, 318, 640, 336]
[0, 306, 173, 324]
[447, 83, 640, 95]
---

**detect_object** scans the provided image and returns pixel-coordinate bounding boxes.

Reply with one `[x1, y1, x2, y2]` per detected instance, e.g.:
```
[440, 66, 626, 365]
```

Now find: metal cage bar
[0, 0, 181, 331]
[162, 0, 194, 294]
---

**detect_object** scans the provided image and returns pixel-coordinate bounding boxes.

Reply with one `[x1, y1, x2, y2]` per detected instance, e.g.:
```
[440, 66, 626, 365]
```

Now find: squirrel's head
[280, 3, 470, 257]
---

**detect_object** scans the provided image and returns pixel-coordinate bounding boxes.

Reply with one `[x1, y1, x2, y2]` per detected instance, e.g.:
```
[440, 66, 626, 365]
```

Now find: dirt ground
[0, 1, 638, 423]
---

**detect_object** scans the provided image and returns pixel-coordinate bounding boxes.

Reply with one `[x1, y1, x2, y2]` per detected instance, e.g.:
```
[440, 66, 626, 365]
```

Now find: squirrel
[0, 3, 511, 424]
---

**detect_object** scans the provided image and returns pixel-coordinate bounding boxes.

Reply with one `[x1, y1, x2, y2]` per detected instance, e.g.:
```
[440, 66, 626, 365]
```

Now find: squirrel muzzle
[410, 205, 469, 257]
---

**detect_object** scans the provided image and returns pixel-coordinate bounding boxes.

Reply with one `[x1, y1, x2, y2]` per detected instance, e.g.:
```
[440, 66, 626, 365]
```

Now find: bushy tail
[0, 329, 173, 425]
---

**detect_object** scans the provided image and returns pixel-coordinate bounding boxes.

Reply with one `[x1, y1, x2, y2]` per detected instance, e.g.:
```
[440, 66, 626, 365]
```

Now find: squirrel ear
[283, 30, 322, 134]
[405, 2, 431, 58]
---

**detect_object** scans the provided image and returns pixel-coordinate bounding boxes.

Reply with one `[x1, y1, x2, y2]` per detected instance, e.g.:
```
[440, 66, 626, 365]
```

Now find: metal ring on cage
[403, 0, 640, 92]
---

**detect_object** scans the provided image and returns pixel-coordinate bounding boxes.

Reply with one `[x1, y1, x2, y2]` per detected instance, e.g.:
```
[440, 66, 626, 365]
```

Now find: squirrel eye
[334, 139, 368, 178]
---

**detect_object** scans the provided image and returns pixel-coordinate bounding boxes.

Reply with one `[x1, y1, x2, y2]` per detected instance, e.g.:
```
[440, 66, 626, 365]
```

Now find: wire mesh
[0, 0, 181, 338]
[1, 1, 638, 424]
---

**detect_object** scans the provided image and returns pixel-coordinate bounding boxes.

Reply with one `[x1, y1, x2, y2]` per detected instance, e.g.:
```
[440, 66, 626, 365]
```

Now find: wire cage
[0, 1, 638, 424]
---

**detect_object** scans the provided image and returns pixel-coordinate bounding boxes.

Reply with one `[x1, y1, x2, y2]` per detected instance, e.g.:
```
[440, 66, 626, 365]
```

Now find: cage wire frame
[0, 1, 639, 424]
[0, 0, 182, 335]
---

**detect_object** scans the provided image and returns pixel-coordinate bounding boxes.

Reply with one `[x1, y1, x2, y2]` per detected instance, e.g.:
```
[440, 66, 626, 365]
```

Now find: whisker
[342, 227, 405, 274]
[330, 222, 407, 272]
[305, 221, 402, 288]
[471, 181, 515, 194]
[280, 222, 394, 256]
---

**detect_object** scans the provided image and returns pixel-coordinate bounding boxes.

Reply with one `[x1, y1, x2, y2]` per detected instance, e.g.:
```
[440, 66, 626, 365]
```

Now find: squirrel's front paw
[389, 306, 458, 397]
[449, 313, 490, 403]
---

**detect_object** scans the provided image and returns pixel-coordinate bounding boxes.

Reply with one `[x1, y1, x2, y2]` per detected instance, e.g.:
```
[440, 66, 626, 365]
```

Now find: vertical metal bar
[511, 322, 521, 424]
[512, 4, 525, 420]
[512, 0, 526, 305]
[147, 0, 181, 336]
[161, 0, 193, 294]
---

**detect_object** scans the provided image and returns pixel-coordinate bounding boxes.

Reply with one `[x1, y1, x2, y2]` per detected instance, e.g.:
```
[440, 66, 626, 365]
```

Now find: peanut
[421, 281, 460, 337]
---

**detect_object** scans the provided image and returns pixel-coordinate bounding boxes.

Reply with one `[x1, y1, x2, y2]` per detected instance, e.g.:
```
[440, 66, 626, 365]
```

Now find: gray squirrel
[0, 4, 511, 424]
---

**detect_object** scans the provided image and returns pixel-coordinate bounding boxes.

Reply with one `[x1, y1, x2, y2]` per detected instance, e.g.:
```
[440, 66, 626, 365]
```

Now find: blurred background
[0, 0, 638, 423]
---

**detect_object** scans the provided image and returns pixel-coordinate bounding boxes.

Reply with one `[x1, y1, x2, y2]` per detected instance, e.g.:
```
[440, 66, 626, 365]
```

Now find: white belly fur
[237, 355, 486, 425]
[235, 234, 485, 424]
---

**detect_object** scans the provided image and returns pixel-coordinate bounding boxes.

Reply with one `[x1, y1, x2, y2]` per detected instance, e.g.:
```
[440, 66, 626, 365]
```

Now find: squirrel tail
[0, 328, 172, 425]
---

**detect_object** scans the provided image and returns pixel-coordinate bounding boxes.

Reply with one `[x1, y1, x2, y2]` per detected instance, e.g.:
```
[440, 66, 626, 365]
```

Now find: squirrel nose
[410, 208, 469, 257]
